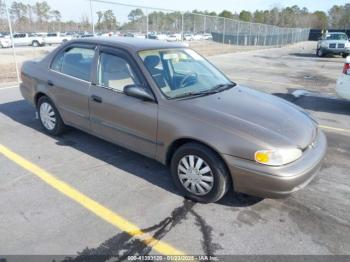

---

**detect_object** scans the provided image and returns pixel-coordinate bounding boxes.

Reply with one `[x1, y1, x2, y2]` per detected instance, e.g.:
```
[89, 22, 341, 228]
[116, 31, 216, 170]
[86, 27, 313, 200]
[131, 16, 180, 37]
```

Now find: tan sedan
[20, 37, 327, 203]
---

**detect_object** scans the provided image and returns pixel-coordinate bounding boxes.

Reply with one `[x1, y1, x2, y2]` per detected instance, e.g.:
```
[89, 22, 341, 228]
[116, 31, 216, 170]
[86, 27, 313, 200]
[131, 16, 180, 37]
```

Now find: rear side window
[51, 47, 95, 82]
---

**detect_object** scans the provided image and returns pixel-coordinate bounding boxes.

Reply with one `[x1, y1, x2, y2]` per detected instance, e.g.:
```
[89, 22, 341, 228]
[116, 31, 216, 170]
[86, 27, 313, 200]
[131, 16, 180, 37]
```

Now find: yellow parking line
[0, 143, 184, 256]
[319, 125, 350, 134]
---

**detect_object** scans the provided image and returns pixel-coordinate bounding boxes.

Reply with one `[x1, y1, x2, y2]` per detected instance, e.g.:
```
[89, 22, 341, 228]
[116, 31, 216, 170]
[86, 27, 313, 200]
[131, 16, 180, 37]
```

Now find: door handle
[91, 95, 102, 103]
[47, 80, 54, 87]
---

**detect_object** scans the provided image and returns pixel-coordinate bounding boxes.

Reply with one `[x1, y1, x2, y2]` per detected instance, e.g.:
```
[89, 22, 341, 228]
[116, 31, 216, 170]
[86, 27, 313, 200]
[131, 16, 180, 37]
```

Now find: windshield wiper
[208, 82, 236, 93]
[172, 82, 236, 99]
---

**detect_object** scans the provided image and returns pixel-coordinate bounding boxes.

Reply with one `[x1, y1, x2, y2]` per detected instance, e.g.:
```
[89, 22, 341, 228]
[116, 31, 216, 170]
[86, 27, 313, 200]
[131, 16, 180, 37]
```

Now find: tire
[32, 40, 39, 47]
[170, 142, 230, 203]
[37, 96, 65, 136]
[342, 53, 349, 58]
[316, 48, 324, 57]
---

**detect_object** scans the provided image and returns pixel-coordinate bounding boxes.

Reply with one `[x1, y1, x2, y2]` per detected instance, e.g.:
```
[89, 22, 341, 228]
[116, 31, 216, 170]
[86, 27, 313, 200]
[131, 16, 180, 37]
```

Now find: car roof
[71, 36, 185, 51]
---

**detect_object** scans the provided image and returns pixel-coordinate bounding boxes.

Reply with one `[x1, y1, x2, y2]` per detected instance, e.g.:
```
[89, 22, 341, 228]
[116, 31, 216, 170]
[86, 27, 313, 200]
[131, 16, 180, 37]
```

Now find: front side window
[51, 47, 95, 81]
[139, 48, 233, 99]
[97, 52, 138, 92]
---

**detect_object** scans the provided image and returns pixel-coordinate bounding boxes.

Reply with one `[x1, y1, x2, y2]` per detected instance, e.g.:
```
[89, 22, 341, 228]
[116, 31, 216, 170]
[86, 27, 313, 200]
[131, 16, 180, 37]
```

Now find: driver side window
[97, 52, 138, 92]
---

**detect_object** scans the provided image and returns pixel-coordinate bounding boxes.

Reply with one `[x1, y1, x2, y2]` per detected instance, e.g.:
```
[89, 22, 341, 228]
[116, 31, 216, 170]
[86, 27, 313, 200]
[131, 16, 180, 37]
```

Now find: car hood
[170, 86, 317, 151]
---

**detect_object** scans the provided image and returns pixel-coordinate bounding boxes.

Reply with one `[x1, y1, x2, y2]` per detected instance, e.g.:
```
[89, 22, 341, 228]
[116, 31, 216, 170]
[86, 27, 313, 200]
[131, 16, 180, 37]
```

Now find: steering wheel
[179, 72, 198, 88]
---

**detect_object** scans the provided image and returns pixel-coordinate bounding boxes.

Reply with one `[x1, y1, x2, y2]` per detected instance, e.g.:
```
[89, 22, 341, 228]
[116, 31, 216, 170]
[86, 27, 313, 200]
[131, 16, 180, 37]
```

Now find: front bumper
[322, 47, 350, 54]
[222, 129, 327, 199]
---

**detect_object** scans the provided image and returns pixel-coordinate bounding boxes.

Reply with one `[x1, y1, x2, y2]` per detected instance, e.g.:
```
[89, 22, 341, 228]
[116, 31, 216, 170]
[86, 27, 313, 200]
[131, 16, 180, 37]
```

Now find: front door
[89, 47, 158, 158]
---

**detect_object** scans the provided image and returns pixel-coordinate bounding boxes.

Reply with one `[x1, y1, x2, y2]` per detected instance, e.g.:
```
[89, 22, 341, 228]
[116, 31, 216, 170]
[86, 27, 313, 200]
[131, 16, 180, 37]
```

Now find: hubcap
[178, 155, 214, 196]
[39, 102, 56, 131]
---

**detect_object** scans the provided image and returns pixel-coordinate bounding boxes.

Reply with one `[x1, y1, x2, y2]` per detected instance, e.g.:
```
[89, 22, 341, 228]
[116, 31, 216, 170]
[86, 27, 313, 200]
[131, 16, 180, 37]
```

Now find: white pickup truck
[44, 32, 72, 45]
[12, 33, 45, 47]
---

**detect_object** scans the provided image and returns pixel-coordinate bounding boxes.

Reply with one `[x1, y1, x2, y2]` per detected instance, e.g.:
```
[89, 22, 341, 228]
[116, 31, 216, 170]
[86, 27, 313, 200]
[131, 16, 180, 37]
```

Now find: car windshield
[325, 33, 348, 40]
[139, 48, 234, 99]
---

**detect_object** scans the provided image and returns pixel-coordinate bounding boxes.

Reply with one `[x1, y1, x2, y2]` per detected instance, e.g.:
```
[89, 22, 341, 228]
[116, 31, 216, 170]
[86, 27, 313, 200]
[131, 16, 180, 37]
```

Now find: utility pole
[89, 0, 95, 34]
[4, 0, 20, 85]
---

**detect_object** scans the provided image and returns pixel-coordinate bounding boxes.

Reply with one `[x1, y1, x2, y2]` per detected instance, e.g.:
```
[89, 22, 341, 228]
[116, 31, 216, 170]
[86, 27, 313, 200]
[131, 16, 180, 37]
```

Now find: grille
[329, 43, 336, 48]
[338, 43, 345, 48]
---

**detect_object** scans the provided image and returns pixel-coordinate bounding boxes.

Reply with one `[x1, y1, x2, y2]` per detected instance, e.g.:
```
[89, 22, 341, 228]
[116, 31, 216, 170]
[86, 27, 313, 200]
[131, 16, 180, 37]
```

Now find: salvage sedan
[20, 37, 327, 203]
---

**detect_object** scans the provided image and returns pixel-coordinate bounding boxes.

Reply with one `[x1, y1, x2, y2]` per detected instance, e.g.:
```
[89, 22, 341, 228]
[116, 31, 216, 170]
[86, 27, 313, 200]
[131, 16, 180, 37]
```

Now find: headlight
[345, 42, 350, 48]
[254, 148, 302, 166]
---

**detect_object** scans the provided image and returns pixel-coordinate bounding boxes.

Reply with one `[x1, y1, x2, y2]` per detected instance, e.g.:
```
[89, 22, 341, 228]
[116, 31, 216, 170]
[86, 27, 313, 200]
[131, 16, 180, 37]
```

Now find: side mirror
[124, 84, 155, 102]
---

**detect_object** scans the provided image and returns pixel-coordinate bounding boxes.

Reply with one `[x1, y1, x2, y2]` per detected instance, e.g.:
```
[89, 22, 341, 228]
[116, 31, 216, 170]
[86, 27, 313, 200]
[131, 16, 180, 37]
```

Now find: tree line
[0, 0, 91, 32]
[0, 1, 349, 33]
[197, 4, 350, 29]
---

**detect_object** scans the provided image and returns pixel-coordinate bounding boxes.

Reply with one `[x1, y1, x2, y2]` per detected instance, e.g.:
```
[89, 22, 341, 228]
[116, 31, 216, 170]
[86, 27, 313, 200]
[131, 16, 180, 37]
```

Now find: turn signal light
[255, 151, 270, 163]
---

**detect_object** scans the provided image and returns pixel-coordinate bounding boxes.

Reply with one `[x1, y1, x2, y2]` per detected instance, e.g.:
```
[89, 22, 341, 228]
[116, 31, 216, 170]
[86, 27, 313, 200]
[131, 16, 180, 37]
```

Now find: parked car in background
[154, 34, 167, 41]
[203, 33, 213, 40]
[192, 34, 204, 41]
[65, 32, 81, 39]
[12, 33, 45, 47]
[0, 35, 11, 48]
[167, 33, 181, 42]
[336, 56, 350, 100]
[317, 32, 350, 58]
[80, 33, 98, 38]
[45, 32, 72, 45]
[148, 33, 167, 41]
[124, 32, 146, 39]
[183, 33, 194, 41]
[19, 37, 327, 203]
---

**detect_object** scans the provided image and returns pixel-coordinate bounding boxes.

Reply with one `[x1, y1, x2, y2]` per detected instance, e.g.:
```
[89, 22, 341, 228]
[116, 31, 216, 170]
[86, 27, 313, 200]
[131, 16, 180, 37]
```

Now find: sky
[8, 0, 350, 22]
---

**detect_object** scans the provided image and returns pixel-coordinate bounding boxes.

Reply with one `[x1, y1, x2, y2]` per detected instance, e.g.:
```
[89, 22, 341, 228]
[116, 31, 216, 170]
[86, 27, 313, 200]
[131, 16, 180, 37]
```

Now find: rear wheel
[37, 96, 65, 136]
[170, 142, 230, 203]
[32, 40, 39, 47]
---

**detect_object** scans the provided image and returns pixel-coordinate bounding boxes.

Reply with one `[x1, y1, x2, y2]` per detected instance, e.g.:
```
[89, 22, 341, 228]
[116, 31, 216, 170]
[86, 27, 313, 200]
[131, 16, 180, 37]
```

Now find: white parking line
[0, 85, 18, 90]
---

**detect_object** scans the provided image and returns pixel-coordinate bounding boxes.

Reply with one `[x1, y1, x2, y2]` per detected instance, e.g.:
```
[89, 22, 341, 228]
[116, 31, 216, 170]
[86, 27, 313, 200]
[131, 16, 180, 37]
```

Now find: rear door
[47, 44, 96, 131]
[89, 46, 158, 158]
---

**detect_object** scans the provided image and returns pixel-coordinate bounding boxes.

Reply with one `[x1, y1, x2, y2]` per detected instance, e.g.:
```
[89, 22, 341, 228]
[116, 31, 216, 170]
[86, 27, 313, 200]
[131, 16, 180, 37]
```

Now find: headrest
[144, 55, 160, 69]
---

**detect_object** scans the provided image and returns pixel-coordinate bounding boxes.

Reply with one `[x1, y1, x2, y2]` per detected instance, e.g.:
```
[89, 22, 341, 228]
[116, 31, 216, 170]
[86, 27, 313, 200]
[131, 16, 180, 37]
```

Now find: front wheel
[342, 53, 349, 58]
[37, 96, 66, 136]
[170, 143, 230, 203]
[316, 48, 324, 57]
